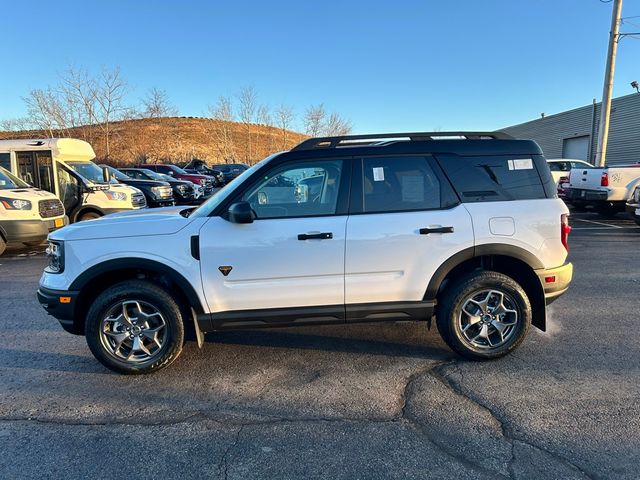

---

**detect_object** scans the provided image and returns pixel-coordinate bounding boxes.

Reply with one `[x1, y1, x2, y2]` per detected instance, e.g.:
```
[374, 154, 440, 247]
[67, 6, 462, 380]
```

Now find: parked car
[0, 139, 146, 222]
[182, 159, 225, 185]
[547, 159, 593, 187]
[138, 164, 217, 196]
[37, 131, 572, 374]
[209, 163, 249, 184]
[101, 165, 174, 208]
[119, 168, 197, 205]
[0, 166, 67, 255]
[564, 163, 640, 217]
[625, 185, 640, 226]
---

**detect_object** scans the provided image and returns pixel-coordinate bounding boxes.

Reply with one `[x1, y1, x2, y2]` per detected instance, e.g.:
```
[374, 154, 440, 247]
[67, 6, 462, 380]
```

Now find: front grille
[132, 193, 147, 208]
[38, 199, 64, 218]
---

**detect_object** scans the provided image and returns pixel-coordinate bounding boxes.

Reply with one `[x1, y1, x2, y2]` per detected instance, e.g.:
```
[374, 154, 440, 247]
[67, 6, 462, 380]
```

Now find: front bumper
[626, 202, 640, 224]
[0, 219, 49, 243]
[537, 262, 573, 304]
[37, 286, 81, 334]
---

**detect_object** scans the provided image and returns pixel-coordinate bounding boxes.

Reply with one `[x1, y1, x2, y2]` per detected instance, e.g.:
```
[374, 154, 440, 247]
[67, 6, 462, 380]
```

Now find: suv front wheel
[85, 280, 185, 374]
[437, 271, 531, 360]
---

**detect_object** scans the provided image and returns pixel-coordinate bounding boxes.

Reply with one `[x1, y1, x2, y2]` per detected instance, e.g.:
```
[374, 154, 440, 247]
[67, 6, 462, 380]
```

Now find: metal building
[501, 93, 640, 166]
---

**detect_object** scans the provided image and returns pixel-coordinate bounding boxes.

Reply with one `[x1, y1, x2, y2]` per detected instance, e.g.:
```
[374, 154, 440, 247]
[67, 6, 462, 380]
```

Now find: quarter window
[361, 157, 442, 213]
[0, 153, 9, 171]
[241, 160, 343, 219]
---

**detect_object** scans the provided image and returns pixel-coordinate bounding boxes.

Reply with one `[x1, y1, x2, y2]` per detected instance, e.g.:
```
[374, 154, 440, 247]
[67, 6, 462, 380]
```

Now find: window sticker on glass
[401, 176, 424, 202]
[508, 158, 533, 170]
[372, 167, 385, 182]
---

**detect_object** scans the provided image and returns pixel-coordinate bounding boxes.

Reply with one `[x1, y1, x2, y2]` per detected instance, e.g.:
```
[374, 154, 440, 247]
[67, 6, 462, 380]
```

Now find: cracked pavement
[1, 213, 639, 479]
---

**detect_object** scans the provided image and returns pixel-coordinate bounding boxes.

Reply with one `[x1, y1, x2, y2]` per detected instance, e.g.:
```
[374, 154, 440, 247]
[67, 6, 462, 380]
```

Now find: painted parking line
[571, 218, 623, 229]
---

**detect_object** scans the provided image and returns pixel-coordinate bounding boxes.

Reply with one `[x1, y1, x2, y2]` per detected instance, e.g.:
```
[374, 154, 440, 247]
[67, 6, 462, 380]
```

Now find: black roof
[286, 131, 542, 159]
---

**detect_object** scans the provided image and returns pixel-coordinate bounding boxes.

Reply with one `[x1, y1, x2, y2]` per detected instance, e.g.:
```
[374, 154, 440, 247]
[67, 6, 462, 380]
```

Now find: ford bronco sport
[37, 132, 573, 374]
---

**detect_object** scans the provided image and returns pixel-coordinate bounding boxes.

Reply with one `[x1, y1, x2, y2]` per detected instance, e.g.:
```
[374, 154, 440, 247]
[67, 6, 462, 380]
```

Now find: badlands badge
[218, 266, 233, 277]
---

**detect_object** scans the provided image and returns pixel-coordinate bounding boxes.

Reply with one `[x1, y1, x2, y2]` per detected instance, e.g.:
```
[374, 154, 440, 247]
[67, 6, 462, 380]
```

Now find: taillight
[601, 172, 609, 187]
[561, 214, 571, 252]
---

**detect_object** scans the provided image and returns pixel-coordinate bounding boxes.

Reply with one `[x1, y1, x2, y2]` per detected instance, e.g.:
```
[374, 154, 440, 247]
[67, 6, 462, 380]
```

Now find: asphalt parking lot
[1, 212, 638, 479]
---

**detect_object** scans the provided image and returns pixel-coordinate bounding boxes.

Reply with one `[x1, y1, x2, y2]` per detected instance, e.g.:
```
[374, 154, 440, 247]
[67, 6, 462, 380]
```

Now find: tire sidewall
[85, 282, 184, 374]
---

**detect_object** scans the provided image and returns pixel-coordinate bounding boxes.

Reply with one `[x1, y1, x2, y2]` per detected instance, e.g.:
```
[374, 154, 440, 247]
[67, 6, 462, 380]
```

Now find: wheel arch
[69, 258, 206, 335]
[425, 245, 546, 331]
[73, 207, 105, 222]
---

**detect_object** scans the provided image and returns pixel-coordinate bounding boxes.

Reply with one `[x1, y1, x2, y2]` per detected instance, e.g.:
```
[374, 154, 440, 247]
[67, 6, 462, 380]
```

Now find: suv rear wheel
[85, 280, 185, 374]
[437, 271, 531, 360]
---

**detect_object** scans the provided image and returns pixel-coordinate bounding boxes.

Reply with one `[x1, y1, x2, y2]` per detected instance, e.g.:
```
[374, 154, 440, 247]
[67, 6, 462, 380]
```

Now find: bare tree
[59, 66, 98, 141]
[23, 88, 68, 137]
[275, 104, 295, 149]
[208, 96, 236, 163]
[91, 67, 130, 158]
[142, 87, 177, 118]
[304, 103, 326, 137]
[257, 104, 275, 155]
[0, 117, 31, 132]
[324, 112, 352, 136]
[237, 86, 258, 161]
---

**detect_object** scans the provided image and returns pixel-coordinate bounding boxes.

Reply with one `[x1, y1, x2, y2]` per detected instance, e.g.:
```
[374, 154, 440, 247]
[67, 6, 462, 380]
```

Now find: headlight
[45, 240, 64, 273]
[104, 191, 127, 201]
[0, 197, 32, 210]
[199, 178, 208, 186]
[177, 184, 188, 193]
[150, 186, 163, 196]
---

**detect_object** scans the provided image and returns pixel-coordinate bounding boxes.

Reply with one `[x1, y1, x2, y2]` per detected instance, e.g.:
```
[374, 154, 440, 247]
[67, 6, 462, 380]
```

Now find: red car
[136, 164, 217, 197]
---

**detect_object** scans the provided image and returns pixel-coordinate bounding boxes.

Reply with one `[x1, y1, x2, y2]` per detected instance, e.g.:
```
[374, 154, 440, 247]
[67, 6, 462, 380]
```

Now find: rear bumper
[563, 188, 608, 203]
[537, 262, 573, 305]
[37, 286, 81, 334]
[0, 219, 49, 243]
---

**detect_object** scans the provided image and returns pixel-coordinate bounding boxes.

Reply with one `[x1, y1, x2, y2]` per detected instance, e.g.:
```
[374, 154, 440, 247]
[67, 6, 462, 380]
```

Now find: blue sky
[1, 0, 639, 132]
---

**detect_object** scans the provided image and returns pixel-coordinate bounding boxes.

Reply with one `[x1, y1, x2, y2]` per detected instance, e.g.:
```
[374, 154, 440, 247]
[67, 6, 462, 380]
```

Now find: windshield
[170, 165, 188, 175]
[0, 166, 31, 190]
[66, 161, 108, 184]
[159, 173, 177, 182]
[190, 154, 277, 218]
[104, 165, 130, 182]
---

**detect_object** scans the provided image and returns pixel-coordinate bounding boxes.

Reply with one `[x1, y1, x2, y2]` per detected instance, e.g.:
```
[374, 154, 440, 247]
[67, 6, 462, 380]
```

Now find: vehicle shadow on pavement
[207, 328, 452, 361]
[0, 347, 108, 374]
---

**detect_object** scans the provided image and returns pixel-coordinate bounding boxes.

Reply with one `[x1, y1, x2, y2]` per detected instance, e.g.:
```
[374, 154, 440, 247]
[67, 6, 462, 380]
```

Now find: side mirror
[228, 201, 255, 224]
[102, 166, 112, 183]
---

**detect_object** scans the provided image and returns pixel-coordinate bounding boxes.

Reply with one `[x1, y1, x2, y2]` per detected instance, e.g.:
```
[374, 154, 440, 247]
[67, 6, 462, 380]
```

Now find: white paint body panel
[464, 199, 569, 269]
[344, 206, 474, 303]
[198, 216, 347, 312]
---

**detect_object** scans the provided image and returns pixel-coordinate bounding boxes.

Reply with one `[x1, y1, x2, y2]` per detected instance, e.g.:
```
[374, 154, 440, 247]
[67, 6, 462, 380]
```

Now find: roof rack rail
[291, 131, 513, 151]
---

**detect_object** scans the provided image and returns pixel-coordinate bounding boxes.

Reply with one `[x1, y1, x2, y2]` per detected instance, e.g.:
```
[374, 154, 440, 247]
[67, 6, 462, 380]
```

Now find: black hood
[117, 178, 170, 188]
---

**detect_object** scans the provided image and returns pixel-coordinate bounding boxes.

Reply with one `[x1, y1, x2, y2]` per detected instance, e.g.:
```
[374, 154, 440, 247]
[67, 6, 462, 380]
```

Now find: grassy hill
[0, 117, 307, 167]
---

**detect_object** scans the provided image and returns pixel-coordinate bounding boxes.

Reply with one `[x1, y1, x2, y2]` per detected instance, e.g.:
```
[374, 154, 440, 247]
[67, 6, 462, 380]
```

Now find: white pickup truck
[563, 164, 640, 217]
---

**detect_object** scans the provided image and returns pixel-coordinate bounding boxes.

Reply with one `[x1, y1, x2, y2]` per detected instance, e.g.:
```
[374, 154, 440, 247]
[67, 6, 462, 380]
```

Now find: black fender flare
[69, 257, 206, 315]
[424, 244, 546, 330]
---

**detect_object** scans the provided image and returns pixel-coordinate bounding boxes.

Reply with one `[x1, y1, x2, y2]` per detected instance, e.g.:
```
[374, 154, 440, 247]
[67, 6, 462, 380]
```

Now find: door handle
[298, 232, 333, 240]
[419, 226, 454, 235]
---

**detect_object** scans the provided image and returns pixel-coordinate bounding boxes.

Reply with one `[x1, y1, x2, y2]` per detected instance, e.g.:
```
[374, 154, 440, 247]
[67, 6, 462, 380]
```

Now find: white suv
[38, 132, 573, 374]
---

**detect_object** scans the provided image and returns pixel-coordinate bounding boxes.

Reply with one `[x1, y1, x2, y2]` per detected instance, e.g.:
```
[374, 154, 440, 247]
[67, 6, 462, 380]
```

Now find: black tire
[23, 241, 44, 247]
[0, 237, 6, 256]
[595, 204, 619, 218]
[78, 211, 102, 222]
[85, 280, 185, 374]
[436, 271, 531, 360]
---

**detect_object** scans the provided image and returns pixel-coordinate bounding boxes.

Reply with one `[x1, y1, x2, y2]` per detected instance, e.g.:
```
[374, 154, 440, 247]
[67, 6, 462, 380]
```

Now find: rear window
[436, 154, 548, 202]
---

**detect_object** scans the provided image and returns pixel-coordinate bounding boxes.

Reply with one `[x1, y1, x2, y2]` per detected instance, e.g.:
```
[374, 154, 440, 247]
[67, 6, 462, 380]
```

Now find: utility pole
[595, 0, 623, 167]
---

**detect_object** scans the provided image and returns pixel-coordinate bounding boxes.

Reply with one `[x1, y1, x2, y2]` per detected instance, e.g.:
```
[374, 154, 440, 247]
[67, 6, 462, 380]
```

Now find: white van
[0, 138, 146, 222]
[0, 166, 66, 255]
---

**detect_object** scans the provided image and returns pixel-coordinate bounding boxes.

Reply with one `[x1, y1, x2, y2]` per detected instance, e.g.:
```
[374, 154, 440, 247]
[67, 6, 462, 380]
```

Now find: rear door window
[436, 154, 547, 202]
[360, 157, 444, 213]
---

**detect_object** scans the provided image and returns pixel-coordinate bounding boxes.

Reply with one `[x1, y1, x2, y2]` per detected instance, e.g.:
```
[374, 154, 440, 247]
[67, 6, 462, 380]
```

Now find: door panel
[345, 206, 474, 304]
[199, 216, 347, 313]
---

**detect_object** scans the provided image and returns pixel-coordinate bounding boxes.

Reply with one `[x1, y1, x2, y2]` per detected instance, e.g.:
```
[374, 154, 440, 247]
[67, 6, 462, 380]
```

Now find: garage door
[562, 136, 590, 160]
